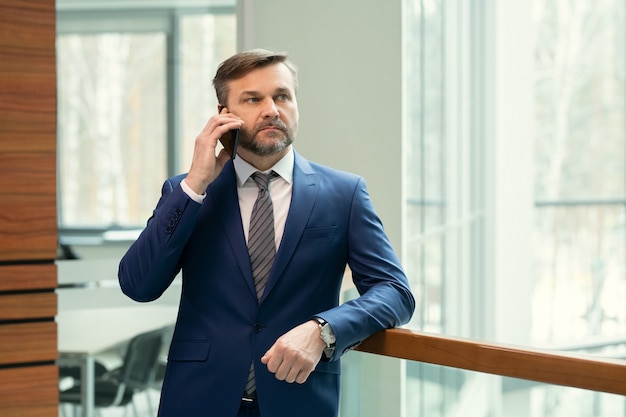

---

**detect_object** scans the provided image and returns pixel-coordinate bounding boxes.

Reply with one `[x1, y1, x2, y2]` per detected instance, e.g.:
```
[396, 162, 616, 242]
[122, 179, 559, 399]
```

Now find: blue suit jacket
[119, 151, 415, 417]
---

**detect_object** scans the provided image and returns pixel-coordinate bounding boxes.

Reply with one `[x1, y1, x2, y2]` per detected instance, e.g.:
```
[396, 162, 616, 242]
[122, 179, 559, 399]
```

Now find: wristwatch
[313, 317, 336, 360]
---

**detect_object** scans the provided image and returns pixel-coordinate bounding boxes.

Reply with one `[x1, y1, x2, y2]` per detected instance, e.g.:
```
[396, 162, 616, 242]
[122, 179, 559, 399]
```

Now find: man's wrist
[313, 317, 336, 360]
[181, 178, 206, 203]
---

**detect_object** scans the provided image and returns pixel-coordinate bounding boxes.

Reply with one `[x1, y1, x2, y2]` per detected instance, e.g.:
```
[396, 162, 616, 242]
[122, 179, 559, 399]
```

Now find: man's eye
[276, 94, 289, 101]
[246, 97, 259, 103]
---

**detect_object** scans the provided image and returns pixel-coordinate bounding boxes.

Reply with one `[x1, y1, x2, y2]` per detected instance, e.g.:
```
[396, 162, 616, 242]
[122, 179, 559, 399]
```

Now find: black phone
[219, 128, 239, 160]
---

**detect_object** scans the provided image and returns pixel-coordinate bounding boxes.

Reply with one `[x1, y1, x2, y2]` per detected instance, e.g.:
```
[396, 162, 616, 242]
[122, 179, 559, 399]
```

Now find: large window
[56, 3, 236, 236]
[531, 3, 626, 414]
[532, 0, 626, 346]
[403, 0, 626, 416]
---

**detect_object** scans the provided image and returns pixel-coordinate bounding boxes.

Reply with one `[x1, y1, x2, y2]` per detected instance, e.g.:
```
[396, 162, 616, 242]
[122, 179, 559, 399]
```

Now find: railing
[356, 328, 626, 396]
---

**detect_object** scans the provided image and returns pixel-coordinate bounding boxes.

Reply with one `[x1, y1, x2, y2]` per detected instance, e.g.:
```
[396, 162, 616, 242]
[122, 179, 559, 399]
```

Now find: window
[56, 2, 236, 237]
[403, 0, 626, 415]
[403, 0, 448, 335]
[532, 0, 626, 348]
[530, 5, 626, 413]
[57, 31, 167, 228]
[403, 0, 488, 340]
[403, 0, 491, 413]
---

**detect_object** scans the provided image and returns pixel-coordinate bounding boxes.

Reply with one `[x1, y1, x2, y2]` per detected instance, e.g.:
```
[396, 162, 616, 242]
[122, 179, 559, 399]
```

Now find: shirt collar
[233, 146, 294, 187]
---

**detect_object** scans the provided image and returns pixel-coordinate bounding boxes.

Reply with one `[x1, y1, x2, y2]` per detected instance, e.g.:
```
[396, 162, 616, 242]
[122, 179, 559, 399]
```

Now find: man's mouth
[258, 124, 284, 133]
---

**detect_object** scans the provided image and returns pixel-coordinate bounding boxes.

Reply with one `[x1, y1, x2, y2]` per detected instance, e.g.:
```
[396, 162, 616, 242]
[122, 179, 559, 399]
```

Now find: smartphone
[218, 128, 239, 160]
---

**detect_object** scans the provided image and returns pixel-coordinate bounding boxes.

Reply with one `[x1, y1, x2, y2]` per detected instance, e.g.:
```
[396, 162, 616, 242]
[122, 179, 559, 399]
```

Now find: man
[119, 49, 415, 417]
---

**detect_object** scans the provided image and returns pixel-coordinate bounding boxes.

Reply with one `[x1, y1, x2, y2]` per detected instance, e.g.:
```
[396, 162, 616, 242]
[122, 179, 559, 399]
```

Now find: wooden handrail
[356, 328, 626, 396]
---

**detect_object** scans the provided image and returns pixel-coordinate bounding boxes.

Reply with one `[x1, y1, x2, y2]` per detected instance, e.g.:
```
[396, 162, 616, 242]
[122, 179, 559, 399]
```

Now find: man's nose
[261, 99, 279, 118]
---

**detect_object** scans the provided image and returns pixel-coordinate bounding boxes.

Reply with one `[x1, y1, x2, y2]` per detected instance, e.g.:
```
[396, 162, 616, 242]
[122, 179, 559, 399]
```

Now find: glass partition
[403, 0, 626, 347]
[531, 0, 626, 349]
[402, 0, 626, 414]
[341, 353, 626, 417]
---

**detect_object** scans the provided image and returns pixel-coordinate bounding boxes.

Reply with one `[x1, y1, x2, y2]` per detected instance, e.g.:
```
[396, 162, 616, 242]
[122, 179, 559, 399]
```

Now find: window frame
[56, 2, 236, 245]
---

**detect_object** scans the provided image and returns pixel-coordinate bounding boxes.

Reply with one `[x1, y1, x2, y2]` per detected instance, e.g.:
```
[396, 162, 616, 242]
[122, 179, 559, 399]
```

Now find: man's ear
[217, 103, 226, 113]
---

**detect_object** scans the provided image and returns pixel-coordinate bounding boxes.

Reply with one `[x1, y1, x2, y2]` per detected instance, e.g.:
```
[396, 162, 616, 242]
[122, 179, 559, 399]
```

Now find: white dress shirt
[181, 147, 294, 251]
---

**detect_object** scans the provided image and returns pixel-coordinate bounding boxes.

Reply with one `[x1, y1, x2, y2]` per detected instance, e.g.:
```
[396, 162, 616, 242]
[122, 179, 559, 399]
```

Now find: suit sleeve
[118, 176, 202, 302]
[317, 177, 415, 358]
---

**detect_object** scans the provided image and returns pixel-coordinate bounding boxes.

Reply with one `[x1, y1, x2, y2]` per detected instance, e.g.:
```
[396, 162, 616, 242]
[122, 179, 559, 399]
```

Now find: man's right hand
[184, 108, 243, 195]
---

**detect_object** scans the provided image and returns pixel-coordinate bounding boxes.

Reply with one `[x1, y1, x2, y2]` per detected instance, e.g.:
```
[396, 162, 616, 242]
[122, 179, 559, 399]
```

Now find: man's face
[224, 63, 299, 156]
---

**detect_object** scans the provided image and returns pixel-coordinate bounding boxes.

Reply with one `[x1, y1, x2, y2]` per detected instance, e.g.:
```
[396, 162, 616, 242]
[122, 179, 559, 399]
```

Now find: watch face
[321, 324, 336, 345]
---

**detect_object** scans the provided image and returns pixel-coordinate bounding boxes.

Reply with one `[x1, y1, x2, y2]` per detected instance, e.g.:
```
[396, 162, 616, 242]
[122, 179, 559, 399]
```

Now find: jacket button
[253, 323, 262, 333]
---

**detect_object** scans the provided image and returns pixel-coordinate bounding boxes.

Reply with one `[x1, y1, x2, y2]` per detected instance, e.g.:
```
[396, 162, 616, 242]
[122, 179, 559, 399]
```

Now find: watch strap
[313, 317, 336, 360]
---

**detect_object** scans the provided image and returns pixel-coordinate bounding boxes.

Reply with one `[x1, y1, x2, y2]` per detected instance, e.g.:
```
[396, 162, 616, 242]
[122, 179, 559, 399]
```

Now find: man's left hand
[261, 320, 325, 384]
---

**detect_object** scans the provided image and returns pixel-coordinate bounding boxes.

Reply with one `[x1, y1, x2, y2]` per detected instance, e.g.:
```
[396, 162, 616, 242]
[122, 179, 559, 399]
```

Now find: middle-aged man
[118, 48, 415, 417]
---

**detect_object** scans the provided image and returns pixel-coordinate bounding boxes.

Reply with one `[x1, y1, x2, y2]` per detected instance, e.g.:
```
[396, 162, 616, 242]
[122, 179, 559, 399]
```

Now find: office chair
[60, 327, 165, 417]
[59, 360, 109, 384]
[150, 324, 174, 391]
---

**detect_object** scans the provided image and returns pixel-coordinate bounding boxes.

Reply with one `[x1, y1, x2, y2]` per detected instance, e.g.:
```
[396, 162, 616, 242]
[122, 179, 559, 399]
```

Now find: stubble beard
[238, 119, 297, 156]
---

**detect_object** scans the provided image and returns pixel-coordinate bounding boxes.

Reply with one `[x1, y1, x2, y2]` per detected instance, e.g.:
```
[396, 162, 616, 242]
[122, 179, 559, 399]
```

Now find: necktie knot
[251, 171, 270, 191]
[251, 171, 277, 192]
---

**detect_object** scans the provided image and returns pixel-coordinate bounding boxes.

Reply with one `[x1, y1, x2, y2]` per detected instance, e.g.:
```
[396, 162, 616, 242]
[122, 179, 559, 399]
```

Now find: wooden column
[0, 1, 58, 416]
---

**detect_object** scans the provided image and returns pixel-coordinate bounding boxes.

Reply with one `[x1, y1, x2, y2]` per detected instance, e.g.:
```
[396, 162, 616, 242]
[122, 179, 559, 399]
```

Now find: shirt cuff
[181, 178, 206, 204]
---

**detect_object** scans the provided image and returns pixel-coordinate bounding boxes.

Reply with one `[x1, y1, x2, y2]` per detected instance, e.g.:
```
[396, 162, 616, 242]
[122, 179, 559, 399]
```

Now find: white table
[57, 306, 178, 417]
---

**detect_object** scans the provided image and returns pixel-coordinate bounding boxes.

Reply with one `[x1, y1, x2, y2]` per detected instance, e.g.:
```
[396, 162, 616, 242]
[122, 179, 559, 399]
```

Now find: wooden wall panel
[0, 0, 57, 263]
[0, 365, 58, 417]
[0, 292, 57, 320]
[0, 1, 58, 416]
[0, 322, 57, 366]
[0, 264, 57, 291]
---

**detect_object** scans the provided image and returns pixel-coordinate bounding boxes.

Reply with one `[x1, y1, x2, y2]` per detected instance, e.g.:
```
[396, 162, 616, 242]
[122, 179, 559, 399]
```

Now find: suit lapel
[209, 161, 257, 298]
[210, 154, 320, 303]
[261, 153, 319, 301]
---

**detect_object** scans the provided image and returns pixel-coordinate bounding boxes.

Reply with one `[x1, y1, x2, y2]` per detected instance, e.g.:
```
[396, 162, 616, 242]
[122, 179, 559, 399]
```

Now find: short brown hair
[212, 48, 298, 107]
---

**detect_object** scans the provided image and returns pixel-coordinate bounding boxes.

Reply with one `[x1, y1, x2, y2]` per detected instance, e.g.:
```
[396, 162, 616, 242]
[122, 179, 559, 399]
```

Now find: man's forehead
[228, 63, 295, 91]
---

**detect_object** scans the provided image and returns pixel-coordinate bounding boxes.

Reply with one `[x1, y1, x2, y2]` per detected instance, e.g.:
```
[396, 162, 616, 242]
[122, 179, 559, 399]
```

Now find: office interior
[1, 0, 625, 416]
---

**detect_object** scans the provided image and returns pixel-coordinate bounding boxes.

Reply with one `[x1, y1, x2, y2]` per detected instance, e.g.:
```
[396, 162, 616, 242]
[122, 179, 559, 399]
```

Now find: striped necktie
[248, 171, 277, 299]
[245, 170, 277, 396]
